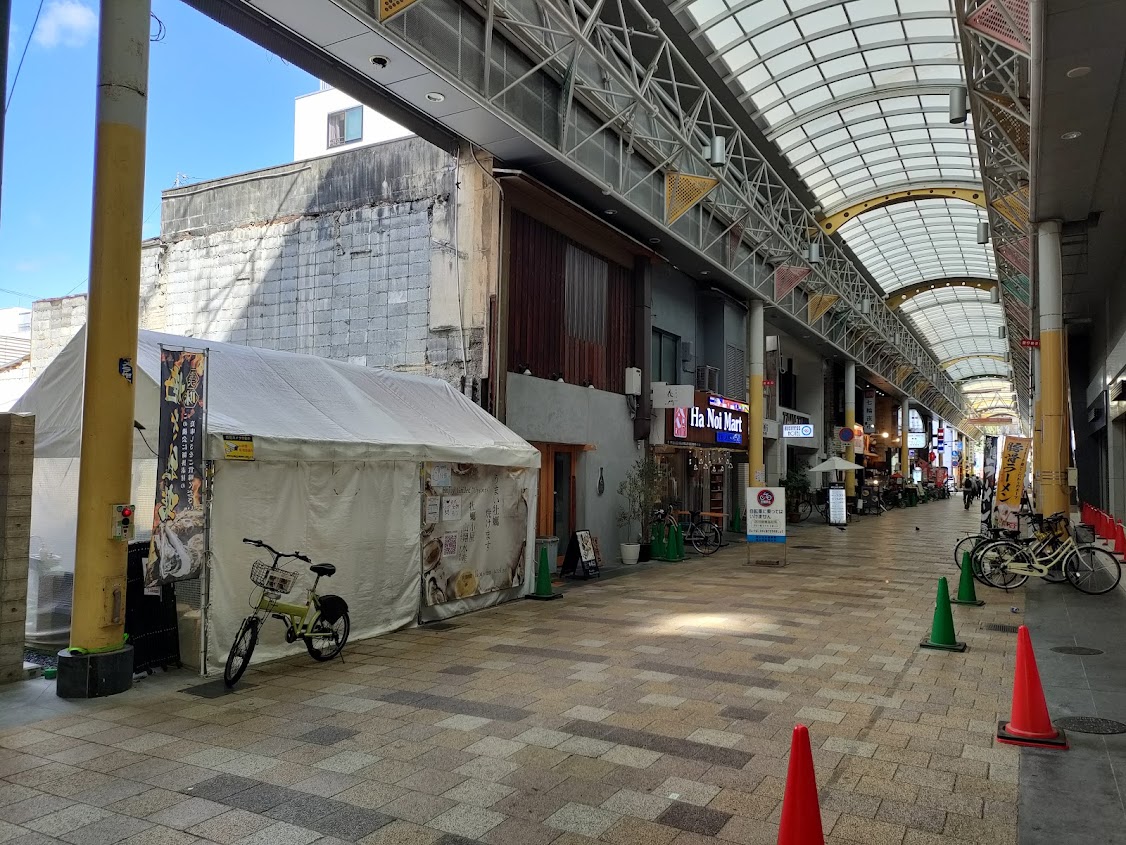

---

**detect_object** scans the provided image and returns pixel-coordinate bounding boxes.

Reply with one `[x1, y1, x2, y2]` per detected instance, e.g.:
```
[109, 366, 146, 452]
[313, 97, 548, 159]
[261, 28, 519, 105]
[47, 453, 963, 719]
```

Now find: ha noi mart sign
[667, 391, 749, 447]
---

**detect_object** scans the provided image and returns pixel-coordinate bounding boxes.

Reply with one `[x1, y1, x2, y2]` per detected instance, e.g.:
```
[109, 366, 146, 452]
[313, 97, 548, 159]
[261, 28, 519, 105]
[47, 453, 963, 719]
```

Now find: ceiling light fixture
[425, 91, 445, 103]
[700, 270, 710, 276]
[648, 237, 660, 245]
[604, 209, 617, 216]
[1061, 130, 1082, 140]
[1066, 66, 1091, 78]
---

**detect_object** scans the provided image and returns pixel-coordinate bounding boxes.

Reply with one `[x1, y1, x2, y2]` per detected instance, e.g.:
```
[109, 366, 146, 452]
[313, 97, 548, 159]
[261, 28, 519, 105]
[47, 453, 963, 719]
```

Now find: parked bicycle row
[952, 513, 1121, 595]
[786, 478, 951, 524]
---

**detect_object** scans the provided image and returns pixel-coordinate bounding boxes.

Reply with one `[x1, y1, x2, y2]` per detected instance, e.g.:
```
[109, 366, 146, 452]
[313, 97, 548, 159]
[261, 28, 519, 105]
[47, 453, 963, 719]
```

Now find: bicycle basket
[251, 560, 297, 595]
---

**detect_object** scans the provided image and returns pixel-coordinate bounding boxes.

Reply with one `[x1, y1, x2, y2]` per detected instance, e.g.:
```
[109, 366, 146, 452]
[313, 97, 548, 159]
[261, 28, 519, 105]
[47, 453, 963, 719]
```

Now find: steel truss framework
[333, 0, 980, 433]
[956, 0, 1032, 429]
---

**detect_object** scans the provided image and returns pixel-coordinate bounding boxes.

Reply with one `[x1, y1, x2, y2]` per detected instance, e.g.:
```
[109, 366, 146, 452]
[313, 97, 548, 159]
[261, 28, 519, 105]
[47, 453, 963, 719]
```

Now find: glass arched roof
[680, 0, 1011, 408]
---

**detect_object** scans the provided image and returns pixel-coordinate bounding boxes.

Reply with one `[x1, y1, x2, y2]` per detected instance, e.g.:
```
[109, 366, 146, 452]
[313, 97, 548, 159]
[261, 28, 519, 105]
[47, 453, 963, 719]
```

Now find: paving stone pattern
[0, 502, 1023, 843]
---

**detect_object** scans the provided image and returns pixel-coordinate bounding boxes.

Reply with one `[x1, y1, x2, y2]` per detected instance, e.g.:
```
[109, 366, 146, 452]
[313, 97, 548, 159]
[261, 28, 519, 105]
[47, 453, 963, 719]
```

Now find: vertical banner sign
[983, 435, 999, 485]
[745, 487, 786, 543]
[147, 349, 208, 587]
[995, 436, 1031, 531]
[862, 390, 876, 431]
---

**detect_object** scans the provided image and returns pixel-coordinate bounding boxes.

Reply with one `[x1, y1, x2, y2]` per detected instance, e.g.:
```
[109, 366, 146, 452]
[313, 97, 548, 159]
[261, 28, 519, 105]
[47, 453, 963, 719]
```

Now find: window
[327, 106, 363, 148]
[652, 329, 680, 385]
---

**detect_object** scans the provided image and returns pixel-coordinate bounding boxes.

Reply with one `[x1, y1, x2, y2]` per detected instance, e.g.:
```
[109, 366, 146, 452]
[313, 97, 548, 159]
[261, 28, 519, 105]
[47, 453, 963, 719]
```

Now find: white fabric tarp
[16, 328, 540, 468]
[14, 328, 540, 667]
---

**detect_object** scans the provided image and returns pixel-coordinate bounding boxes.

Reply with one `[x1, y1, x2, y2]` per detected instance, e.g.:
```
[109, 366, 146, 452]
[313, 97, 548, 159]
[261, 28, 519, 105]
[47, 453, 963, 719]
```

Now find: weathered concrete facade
[28, 139, 499, 396]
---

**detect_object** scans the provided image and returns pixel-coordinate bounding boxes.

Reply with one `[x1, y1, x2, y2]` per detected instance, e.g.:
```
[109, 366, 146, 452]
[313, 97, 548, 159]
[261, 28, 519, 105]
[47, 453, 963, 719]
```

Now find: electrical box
[624, 367, 642, 396]
[110, 504, 136, 542]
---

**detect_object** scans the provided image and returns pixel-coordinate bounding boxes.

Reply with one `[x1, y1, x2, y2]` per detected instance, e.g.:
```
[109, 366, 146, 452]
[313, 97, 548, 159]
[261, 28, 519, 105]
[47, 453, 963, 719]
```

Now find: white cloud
[33, 1, 98, 49]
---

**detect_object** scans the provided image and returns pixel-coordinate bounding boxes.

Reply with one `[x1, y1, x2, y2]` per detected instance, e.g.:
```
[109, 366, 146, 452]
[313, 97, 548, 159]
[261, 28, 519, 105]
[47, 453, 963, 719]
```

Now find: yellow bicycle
[974, 513, 1122, 594]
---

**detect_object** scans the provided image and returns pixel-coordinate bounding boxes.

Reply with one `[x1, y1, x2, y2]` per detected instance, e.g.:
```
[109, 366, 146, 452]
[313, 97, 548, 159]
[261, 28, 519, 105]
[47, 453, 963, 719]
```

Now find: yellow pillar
[1038, 221, 1069, 516]
[69, 0, 150, 656]
[900, 397, 910, 477]
[844, 361, 856, 496]
[747, 299, 765, 486]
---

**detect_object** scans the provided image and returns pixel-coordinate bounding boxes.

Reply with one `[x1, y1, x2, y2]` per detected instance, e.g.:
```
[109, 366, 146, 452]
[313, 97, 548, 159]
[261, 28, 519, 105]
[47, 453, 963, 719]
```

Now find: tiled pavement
[0, 500, 1028, 845]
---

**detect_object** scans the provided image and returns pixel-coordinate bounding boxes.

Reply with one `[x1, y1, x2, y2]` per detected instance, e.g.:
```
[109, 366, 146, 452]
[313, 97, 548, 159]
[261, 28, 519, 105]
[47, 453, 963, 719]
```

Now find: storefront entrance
[533, 443, 582, 562]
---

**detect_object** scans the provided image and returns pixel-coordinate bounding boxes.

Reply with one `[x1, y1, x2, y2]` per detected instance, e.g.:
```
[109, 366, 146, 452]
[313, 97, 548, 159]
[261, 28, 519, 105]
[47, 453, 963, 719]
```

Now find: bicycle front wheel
[797, 500, 813, 522]
[691, 522, 723, 555]
[1065, 545, 1122, 595]
[953, 535, 980, 569]
[975, 541, 1030, 590]
[305, 612, 350, 662]
[224, 616, 259, 688]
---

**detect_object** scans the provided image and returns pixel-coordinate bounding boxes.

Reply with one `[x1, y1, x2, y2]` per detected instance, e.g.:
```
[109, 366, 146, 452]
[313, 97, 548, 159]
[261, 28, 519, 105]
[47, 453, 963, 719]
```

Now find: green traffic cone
[662, 524, 677, 561]
[527, 546, 562, 601]
[921, 577, 966, 651]
[952, 551, 985, 606]
[652, 521, 666, 560]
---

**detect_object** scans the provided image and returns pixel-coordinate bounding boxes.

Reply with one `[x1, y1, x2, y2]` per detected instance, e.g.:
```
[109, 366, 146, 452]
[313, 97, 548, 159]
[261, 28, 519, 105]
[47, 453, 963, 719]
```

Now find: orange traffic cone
[997, 626, 1068, 749]
[778, 724, 825, 845]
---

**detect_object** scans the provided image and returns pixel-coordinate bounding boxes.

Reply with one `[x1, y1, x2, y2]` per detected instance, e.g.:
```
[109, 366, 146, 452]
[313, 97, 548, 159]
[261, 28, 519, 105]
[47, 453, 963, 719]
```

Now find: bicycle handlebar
[242, 538, 312, 564]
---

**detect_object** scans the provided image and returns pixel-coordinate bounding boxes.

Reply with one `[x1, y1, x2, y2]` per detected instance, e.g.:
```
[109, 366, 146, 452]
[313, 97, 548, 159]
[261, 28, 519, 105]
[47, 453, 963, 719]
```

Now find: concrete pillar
[1038, 221, 1069, 516]
[0, 0, 9, 225]
[900, 397, 910, 477]
[62, 0, 151, 698]
[747, 299, 765, 485]
[845, 360, 856, 495]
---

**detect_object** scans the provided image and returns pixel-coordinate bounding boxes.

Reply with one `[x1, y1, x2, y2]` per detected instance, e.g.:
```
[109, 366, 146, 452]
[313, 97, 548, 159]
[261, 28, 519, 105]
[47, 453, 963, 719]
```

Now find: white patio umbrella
[807, 456, 865, 473]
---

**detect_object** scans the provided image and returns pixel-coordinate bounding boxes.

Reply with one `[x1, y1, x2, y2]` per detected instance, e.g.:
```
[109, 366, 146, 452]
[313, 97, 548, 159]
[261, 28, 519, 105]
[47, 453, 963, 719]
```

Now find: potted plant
[782, 460, 811, 523]
[618, 455, 667, 565]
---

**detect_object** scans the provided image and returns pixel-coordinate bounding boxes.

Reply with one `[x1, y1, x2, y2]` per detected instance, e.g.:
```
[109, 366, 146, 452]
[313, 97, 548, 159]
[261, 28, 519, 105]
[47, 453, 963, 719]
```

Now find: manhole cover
[1051, 646, 1104, 656]
[983, 623, 1020, 633]
[1055, 717, 1126, 735]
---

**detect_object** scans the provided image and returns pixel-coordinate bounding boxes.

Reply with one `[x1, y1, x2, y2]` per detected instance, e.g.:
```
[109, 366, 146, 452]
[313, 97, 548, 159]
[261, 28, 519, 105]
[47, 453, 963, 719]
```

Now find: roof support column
[845, 361, 856, 497]
[747, 299, 764, 486]
[1038, 221, 1069, 517]
[900, 397, 911, 478]
[63, 0, 151, 698]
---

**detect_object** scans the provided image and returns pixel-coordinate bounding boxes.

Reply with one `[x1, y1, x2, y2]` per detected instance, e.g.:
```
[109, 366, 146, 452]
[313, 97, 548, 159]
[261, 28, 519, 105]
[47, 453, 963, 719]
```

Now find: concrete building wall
[505, 373, 638, 553]
[0, 414, 33, 683]
[30, 296, 88, 378]
[294, 87, 412, 161]
[135, 139, 496, 390]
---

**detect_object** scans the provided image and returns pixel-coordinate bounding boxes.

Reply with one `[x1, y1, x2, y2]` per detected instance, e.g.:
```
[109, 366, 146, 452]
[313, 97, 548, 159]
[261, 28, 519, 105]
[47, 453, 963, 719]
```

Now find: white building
[0, 307, 32, 411]
[293, 83, 412, 160]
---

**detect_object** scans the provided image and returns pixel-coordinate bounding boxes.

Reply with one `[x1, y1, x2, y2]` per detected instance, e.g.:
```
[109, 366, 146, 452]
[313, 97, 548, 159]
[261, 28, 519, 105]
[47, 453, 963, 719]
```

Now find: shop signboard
[782, 423, 815, 439]
[995, 437, 1031, 531]
[828, 483, 847, 525]
[652, 382, 694, 409]
[745, 487, 786, 544]
[862, 390, 876, 431]
[907, 432, 927, 449]
[147, 348, 208, 587]
[983, 435, 999, 484]
[420, 463, 531, 605]
[665, 391, 749, 447]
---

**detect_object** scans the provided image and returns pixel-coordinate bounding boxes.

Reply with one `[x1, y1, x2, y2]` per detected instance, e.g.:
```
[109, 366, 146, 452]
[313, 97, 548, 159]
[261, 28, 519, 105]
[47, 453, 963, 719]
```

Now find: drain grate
[789, 545, 823, 550]
[1055, 717, 1126, 735]
[983, 623, 1020, 633]
[1051, 646, 1104, 656]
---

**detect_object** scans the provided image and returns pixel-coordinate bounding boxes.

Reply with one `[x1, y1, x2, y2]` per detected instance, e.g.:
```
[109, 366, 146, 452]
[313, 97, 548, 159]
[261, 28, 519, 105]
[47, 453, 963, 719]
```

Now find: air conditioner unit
[695, 365, 720, 393]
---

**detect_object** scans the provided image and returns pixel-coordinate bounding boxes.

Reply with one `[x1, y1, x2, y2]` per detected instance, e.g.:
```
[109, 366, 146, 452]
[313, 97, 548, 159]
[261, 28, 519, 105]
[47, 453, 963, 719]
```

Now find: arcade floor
[0, 500, 1121, 845]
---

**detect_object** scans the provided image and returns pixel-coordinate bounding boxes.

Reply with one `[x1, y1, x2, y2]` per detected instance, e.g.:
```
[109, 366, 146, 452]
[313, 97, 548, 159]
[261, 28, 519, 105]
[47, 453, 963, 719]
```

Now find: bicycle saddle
[310, 563, 336, 578]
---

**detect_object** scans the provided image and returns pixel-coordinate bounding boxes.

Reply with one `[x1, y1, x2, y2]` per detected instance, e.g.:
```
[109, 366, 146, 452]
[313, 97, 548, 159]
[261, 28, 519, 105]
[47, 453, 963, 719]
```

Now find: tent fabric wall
[15, 328, 541, 670]
[207, 460, 423, 670]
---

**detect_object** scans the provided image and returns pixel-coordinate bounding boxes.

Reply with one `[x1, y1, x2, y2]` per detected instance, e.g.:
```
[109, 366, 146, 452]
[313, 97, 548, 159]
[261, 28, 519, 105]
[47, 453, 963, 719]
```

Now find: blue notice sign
[716, 431, 743, 445]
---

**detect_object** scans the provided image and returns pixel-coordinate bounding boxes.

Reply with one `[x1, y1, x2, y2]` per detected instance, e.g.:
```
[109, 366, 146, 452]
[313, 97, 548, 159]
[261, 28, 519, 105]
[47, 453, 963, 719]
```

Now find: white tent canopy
[20, 328, 539, 467]
[807, 456, 864, 473]
[14, 329, 540, 669]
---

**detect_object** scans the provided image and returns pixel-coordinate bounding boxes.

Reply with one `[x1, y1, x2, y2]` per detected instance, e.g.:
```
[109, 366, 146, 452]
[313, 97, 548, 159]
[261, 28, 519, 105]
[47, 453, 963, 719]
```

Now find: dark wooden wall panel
[508, 211, 634, 393]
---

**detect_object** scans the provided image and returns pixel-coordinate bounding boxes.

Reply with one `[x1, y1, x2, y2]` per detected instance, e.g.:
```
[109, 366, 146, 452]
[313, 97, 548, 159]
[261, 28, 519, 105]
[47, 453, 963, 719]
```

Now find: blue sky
[1, 0, 316, 310]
